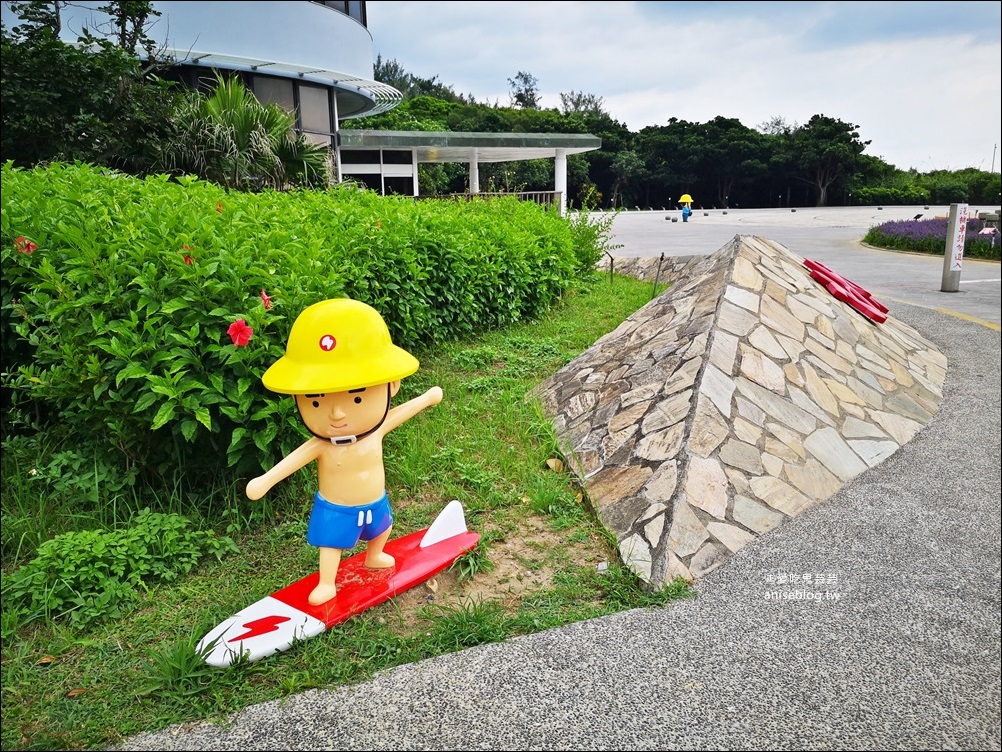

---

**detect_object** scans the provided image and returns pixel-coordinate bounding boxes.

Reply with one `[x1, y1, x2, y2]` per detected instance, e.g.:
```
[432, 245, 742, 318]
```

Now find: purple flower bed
[863, 217, 999, 260]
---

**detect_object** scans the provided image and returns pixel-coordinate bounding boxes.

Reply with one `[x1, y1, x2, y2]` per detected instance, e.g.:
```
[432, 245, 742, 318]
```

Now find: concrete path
[113, 209, 1001, 751]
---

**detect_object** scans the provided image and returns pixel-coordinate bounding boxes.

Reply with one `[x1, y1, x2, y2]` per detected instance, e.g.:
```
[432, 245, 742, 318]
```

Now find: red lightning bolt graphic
[228, 615, 291, 642]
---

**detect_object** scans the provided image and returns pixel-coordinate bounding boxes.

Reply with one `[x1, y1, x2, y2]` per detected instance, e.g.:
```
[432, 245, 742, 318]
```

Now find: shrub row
[1, 161, 601, 486]
[852, 186, 929, 206]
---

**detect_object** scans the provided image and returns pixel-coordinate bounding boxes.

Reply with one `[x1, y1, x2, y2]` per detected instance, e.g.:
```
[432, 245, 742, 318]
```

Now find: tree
[756, 115, 797, 136]
[4, 0, 62, 39]
[373, 54, 410, 92]
[559, 90, 606, 118]
[608, 150, 644, 209]
[82, 0, 163, 58]
[786, 115, 870, 207]
[508, 71, 540, 109]
[344, 95, 458, 132]
[1, 0, 180, 175]
[373, 54, 471, 104]
[699, 117, 770, 208]
[634, 119, 704, 207]
[951, 168, 1001, 205]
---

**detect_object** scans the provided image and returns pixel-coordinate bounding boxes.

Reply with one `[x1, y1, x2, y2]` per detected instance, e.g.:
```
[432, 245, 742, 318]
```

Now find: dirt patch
[379, 514, 613, 633]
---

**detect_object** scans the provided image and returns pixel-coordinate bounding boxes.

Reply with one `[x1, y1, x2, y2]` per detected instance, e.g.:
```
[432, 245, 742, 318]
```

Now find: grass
[0, 270, 691, 751]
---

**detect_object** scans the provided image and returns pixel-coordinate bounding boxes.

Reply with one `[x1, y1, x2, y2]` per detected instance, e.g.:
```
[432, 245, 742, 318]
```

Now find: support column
[554, 148, 567, 216]
[331, 93, 342, 184]
[412, 149, 419, 197]
[469, 148, 480, 195]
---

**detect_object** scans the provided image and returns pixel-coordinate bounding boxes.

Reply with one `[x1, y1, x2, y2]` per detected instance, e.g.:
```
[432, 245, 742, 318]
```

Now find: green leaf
[193, 406, 212, 431]
[228, 427, 248, 455]
[253, 421, 279, 452]
[160, 300, 188, 314]
[116, 362, 151, 387]
[151, 401, 176, 430]
[133, 392, 159, 413]
[236, 377, 252, 397]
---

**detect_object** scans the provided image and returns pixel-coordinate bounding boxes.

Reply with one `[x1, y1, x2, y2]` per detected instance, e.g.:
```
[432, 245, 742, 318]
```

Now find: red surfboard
[196, 500, 479, 667]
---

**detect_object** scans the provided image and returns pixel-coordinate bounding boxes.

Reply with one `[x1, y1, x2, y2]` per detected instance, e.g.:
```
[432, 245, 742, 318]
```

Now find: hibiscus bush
[1, 161, 594, 489]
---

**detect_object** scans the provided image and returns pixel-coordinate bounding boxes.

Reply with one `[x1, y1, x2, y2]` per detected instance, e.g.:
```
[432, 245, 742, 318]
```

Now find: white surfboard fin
[419, 500, 468, 547]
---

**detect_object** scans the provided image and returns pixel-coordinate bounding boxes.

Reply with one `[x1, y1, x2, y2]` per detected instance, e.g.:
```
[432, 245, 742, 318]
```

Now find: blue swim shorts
[306, 491, 392, 550]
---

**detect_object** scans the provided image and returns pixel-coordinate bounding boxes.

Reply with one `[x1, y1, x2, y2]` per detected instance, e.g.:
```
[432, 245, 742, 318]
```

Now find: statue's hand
[246, 477, 268, 500]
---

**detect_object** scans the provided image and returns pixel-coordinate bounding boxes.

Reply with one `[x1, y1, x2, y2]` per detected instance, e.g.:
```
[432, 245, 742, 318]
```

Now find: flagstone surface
[537, 236, 947, 587]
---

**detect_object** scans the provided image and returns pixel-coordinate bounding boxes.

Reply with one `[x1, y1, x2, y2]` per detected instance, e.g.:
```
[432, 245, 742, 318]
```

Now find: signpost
[940, 203, 969, 292]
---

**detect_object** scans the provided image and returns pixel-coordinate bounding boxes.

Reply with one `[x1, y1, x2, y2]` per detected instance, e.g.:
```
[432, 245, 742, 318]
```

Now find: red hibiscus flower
[181, 245, 195, 264]
[227, 319, 253, 346]
[15, 236, 38, 254]
[260, 289, 272, 310]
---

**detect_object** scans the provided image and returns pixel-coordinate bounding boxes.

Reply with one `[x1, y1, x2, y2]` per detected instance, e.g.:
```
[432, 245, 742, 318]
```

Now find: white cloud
[366, 0, 1002, 172]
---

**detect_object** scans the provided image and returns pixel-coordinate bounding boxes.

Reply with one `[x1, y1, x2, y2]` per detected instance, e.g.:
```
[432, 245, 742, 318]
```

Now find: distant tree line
[359, 58, 1000, 210]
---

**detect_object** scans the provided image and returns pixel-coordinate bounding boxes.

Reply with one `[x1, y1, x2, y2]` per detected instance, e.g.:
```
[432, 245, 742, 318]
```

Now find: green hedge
[852, 185, 929, 206]
[1, 161, 596, 485]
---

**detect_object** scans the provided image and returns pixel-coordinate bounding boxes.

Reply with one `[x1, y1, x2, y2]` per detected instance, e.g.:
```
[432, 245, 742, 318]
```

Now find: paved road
[603, 204, 1000, 328]
[113, 208, 1001, 751]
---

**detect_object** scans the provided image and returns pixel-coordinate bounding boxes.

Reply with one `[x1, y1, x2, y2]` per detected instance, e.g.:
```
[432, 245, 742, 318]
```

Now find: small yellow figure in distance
[246, 298, 442, 606]
[679, 193, 694, 222]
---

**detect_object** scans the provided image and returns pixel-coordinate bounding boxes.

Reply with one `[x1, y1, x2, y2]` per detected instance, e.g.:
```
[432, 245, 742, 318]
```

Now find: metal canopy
[340, 130, 602, 163]
[155, 48, 403, 117]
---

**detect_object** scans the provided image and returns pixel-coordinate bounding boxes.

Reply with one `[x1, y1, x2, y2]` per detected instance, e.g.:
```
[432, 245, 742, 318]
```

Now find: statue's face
[295, 385, 391, 440]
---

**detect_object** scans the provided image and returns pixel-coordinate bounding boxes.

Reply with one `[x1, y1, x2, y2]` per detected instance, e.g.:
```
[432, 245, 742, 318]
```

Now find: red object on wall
[803, 259, 888, 324]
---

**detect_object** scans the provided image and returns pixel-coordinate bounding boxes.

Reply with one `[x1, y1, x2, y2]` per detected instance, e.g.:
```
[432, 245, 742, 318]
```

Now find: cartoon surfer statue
[246, 298, 442, 605]
[195, 298, 477, 667]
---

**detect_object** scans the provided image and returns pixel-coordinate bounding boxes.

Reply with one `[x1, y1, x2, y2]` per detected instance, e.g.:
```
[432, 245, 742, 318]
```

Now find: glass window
[340, 150, 381, 164]
[303, 132, 333, 147]
[381, 150, 412, 165]
[253, 76, 295, 114]
[299, 84, 332, 135]
[313, 0, 365, 25]
[383, 176, 414, 196]
[350, 174, 381, 192]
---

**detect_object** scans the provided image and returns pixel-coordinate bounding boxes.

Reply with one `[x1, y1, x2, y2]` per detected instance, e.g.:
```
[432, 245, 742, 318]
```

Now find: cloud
[366, 0, 1002, 172]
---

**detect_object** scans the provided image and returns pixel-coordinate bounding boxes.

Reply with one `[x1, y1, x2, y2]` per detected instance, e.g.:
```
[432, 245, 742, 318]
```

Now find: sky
[365, 1, 1002, 174]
